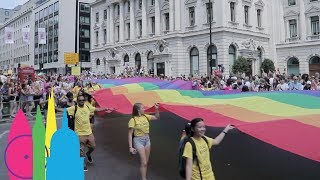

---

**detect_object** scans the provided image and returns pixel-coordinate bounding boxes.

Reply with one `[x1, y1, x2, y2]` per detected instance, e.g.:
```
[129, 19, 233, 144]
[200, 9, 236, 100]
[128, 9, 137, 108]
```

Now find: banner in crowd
[71, 66, 81, 76]
[64, 53, 79, 65]
[4, 27, 14, 44]
[38, 28, 46, 44]
[22, 28, 31, 44]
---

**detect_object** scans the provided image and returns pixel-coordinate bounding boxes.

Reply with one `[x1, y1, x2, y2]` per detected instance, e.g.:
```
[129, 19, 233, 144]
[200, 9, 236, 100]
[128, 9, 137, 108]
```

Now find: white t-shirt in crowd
[277, 83, 289, 91]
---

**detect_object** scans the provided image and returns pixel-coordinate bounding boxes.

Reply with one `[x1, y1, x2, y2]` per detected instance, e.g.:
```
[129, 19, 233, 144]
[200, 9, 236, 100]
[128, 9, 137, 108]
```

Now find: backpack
[67, 105, 78, 131]
[178, 136, 209, 180]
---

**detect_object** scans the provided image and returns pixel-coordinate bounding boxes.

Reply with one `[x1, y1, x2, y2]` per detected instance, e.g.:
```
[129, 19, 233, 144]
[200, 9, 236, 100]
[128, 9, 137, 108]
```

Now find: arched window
[96, 58, 100, 66]
[135, 53, 141, 69]
[124, 54, 129, 66]
[257, 47, 263, 74]
[287, 57, 300, 75]
[147, 51, 154, 74]
[309, 56, 320, 76]
[96, 58, 100, 69]
[190, 47, 199, 75]
[207, 45, 217, 74]
[229, 45, 236, 69]
[310, 56, 320, 64]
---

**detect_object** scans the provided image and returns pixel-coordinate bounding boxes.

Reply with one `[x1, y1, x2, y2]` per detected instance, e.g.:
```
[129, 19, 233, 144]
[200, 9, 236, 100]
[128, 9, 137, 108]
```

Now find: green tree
[232, 56, 250, 75]
[261, 58, 275, 73]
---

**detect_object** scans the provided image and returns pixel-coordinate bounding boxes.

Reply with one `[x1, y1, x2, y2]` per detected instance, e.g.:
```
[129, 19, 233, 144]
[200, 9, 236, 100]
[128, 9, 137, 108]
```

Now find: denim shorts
[133, 135, 151, 150]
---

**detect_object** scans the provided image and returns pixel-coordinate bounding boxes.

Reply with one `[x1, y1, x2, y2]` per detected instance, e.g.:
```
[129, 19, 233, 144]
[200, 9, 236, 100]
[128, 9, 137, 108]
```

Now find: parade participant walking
[183, 118, 234, 180]
[128, 103, 160, 180]
[67, 94, 107, 171]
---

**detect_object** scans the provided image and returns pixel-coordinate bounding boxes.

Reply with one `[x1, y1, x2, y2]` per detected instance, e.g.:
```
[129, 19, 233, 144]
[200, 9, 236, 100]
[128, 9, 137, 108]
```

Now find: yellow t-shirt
[92, 84, 101, 91]
[182, 136, 215, 180]
[85, 87, 95, 94]
[128, 114, 152, 137]
[85, 101, 95, 116]
[73, 86, 82, 96]
[67, 105, 96, 136]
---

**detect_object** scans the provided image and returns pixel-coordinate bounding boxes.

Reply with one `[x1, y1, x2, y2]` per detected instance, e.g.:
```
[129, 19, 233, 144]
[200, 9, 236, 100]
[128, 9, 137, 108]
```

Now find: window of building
[147, 51, 154, 72]
[311, 16, 320, 35]
[207, 45, 217, 71]
[54, 2, 59, 12]
[116, 4, 120, 16]
[40, 9, 43, 19]
[151, 0, 155, 6]
[189, 7, 195, 26]
[96, 12, 99, 22]
[135, 53, 141, 69]
[80, 29, 90, 38]
[139, 0, 142, 10]
[48, 53, 53, 63]
[104, 9, 107, 20]
[128, 1, 131, 13]
[190, 47, 199, 75]
[44, 7, 48, 18]
[288, 0, 296, 6]
[124, 54, 129, 66]
[206, 2, 213, 24]
[80, 16, 90, 24]
[164, 13, 169, 31]
[116, 25, 120, 42]
[95, 31, 99, 44]
[230, 2, 235, 22]
[127, 23, 130, 40]
[80, 42, 90, 49]
[49, 5, 53, 15]
[257, 9, 262, 27]
[289, 19, 297, 37]
[244, 6, 249, 25]
[151, 16, 155, 34]
[104, 29, 107, 43]
[229, 45, 236, 69]
[35, 12, 39, 21]
[138, 19, 142, 37]
[310, 0, 318, 2]
[80, 4, 90, 12]
[5, 11, 9, 16]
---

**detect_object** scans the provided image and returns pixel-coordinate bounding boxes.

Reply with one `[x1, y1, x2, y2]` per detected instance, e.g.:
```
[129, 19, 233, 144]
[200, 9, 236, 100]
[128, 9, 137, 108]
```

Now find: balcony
[285, 36, 300, 42]
[307, 34, 320, 40]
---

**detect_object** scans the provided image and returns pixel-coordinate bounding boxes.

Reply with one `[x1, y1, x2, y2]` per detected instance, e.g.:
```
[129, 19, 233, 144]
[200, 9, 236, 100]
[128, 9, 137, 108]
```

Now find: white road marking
[0, 130, 9, 139]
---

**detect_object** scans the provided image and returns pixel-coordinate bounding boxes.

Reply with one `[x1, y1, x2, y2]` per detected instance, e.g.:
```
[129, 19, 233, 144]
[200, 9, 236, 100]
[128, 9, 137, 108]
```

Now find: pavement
[1, 112, 320, 180]
[0, 113, 173, 180]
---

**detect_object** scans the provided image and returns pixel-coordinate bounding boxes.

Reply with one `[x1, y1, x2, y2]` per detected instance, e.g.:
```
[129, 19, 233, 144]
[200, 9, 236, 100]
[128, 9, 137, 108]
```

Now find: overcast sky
[1, 0, 29, 9]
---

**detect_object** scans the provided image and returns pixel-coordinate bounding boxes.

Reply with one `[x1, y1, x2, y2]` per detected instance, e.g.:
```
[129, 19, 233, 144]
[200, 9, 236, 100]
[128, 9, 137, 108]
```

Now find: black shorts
[90, 116, 95, 124]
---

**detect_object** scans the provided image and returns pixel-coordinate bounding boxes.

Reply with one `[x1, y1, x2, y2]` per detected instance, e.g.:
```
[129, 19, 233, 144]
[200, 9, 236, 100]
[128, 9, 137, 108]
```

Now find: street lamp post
[74, 0, 80, 73]
[209, 0, 213, 76]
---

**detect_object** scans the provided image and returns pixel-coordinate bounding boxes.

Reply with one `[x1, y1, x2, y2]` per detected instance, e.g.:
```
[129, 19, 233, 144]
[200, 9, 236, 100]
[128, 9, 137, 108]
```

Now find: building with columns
[89, 0, 320, 77]
[273, 0, 320, 76]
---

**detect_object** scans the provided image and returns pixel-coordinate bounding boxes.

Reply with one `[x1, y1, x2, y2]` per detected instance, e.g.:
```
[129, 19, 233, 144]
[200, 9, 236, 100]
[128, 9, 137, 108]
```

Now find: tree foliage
[232, 56, 250, 75]
[261, 58, 275, 73]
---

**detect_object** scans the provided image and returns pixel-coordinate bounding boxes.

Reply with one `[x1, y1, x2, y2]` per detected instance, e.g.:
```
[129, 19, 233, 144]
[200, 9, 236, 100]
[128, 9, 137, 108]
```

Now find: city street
[1, 112, 320, 180]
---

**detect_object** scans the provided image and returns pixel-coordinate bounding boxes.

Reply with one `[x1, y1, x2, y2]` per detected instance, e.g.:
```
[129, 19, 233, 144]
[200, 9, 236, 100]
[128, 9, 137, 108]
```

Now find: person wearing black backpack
[180, 118, 234, 180]
[128, 103, 160, 180]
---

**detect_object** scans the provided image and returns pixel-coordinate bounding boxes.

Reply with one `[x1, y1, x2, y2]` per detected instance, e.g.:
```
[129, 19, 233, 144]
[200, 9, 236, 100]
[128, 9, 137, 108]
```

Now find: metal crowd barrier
[0, 94, 55, 122]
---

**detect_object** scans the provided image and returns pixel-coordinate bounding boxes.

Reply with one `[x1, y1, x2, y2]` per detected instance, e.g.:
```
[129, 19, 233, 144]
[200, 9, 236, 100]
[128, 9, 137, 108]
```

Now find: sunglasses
[78, 99, 85, 102]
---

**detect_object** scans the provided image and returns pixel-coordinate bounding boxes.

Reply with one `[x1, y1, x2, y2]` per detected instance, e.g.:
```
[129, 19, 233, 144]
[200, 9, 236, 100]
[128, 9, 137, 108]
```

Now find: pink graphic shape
[6, 110, 33, 179]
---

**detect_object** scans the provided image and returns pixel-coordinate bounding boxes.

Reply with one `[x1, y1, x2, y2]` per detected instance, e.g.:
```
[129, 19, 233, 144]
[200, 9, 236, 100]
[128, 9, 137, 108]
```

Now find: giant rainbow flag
[92, 78, 320, 163]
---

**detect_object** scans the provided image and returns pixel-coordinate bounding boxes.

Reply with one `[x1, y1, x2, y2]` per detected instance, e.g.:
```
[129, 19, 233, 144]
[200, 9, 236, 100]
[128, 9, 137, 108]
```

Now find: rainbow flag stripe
[93, 78, 320, 163]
